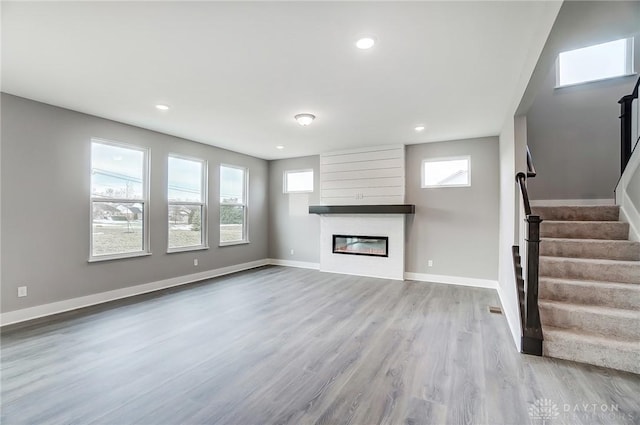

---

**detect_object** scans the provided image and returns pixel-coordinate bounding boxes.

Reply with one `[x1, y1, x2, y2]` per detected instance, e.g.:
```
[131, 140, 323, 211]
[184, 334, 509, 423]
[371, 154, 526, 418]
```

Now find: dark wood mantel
[308, 204, 415, 215]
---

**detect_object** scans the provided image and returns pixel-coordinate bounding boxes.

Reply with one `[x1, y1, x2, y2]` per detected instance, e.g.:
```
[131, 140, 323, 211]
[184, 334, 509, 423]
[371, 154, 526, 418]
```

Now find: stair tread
[539, 276, 640, 289]
[540, 255, 640, 266]
[539, 299, 640, 318]
[541, 237, 638, 244]
[543, 326, 640, 349]
[542, 220, 625, 224]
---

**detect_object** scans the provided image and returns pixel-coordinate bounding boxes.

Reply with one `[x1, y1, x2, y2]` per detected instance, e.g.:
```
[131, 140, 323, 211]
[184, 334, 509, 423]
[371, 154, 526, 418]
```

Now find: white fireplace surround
[320, 214, 405, 280]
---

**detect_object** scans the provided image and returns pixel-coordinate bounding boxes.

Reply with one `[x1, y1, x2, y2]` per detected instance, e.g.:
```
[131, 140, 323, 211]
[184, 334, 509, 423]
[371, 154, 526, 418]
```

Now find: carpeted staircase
[532, 205, 640, 374]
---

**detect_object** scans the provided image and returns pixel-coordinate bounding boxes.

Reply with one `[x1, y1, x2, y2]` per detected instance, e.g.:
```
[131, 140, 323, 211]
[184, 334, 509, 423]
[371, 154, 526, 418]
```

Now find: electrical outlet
[18, 286, 27, 297]
[193, 258, 198, 266]
[427, 260, 433, 267]
[290, 249, 294, 255]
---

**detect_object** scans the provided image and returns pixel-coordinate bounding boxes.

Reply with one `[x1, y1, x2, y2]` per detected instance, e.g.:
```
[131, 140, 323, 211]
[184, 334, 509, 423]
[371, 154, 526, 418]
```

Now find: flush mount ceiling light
[295, 113, 315, 126]
[415, 125, 425, 132]
[276, 145, 284, 150]
[155, 104, 170, 111]
[356, 37, 376, 50]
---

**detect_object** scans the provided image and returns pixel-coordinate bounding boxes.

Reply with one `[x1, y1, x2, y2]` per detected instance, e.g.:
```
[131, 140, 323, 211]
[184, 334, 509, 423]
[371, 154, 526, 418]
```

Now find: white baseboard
[497, 284, 522, 352]
[268, 259, 320, 270]
[0, 259, 270, 327]
[404, 272, 498, 289]
[530, 198, 614, 206]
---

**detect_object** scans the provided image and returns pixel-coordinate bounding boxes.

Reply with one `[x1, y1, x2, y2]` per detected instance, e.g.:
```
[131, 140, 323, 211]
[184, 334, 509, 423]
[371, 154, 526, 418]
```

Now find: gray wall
[1, 94, 269, 313]
[268, 138, 500, 281]
[405, 137, 500, 280]
[521, 0, 640, 200]
[268, 156, 320, 263]
[527, 57, 639, 200]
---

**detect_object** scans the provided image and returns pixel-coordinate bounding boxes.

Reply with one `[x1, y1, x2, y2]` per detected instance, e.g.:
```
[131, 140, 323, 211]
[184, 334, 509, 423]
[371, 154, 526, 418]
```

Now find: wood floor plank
[2, 266, 639, 424]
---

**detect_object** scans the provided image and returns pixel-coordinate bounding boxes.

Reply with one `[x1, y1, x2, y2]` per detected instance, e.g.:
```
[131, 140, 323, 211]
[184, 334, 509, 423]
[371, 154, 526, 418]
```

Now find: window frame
[283, 168, 314, 194]
[89, 138, 151, 262]
[167, 153, 209, 253]
[219, 163, 249, 246]
[555, 37, 636, 88]
[421, 155, 471, 189]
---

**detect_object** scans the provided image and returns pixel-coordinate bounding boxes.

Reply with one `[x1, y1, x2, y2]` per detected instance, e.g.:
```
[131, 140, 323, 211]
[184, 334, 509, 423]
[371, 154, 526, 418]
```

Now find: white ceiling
[2, 1, 559, 160]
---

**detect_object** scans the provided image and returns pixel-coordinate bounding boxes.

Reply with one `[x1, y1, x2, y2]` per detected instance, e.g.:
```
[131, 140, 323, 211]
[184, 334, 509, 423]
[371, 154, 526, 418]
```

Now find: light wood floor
[2, 266, 639, 425]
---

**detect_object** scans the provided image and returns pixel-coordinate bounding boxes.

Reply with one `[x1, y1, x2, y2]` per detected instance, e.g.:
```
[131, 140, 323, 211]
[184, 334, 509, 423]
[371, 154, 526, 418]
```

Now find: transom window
[168, 155, 207, 252]
[90, 139, 149, 260]
[284, 169, 314, 193]
[422, 156, 471, 188]
[557, 38, 635, 87]
[220, 164, 248, 245]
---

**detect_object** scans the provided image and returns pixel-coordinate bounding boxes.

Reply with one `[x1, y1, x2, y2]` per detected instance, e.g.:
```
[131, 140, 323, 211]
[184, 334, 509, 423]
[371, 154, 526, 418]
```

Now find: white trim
[268, 259, 320, 270]
[404, 272, 497, 289]
[320, 144, 404, 157]
[283, 169, 314, 194]
[421, 156, 471, 188]
[620, 193, 640, 242]
[88, 251, 152, 263]
[167, 154, 208, 252]
[1, 259, 269, 327]
[530, 198, 614, 206]
[497, 284, 522, 351]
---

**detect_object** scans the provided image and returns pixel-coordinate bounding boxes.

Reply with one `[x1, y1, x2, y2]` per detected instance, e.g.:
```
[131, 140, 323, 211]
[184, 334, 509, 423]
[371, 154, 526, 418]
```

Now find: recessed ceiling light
[276, 145, 284, 150]
[295, 113, 315, 126]
[155, 104, 170, 111]
[415, 125, 425, 132]
[356, 37, 375, 50]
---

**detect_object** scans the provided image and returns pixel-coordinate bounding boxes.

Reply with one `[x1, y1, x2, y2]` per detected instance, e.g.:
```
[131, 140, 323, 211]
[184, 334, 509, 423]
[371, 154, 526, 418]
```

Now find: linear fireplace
[332, 235, 389, 257]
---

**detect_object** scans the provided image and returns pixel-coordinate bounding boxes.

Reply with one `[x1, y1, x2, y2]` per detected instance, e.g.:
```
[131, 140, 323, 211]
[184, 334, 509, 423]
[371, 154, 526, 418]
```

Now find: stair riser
[540, 259, 640, 284]
[532, 206, 619, 221]
[540, 222, 629, 240]
[543, 338, 640, 375]
[540, 240, 640, 261]
[539, 304, 640, 339]
[539, 281, 640, 310]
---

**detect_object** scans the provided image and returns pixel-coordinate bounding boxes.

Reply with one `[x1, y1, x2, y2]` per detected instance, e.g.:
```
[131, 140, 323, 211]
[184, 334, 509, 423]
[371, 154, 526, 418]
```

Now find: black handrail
[526, 146, 537, 178]
[619, 76, 640, 174]
[514, 156, 543, 356]
[516, 172, 532, 215]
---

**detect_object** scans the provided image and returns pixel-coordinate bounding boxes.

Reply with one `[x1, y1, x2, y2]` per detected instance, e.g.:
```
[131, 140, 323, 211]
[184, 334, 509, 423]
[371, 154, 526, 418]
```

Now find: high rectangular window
[91, 139, 149, 260]
[557, 38, 635, 87]
[220, 164, 248, 244]
[168, 155, 207, 251]
[284, 169, 314, 193]
[422, 156, 470, 188]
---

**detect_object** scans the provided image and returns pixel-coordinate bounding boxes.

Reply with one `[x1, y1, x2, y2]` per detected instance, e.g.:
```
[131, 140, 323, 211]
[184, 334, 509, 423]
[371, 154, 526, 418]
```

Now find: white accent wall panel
[320, 145, 405, 205]
[320, 214, 405, 280]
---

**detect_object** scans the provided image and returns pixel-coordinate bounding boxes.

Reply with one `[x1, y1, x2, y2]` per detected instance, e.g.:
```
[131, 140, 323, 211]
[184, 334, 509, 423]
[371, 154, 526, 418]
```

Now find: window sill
[555, 72, 637, 89]
[219, 240, 250, 247]
[88, 251, 152, 263]
[167, 245, 209, 254]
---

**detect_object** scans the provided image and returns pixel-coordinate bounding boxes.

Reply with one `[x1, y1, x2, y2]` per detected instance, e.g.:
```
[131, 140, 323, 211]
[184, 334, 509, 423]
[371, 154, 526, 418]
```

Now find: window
[284, 169, 314, 193]
[220, 164, 248, 245]
[422, 156, 470, 188]
[168, 155, 207, 252]
[90, 139, 149, 260]
[557, 38, 635, 87]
